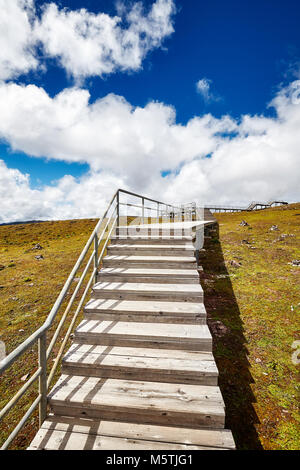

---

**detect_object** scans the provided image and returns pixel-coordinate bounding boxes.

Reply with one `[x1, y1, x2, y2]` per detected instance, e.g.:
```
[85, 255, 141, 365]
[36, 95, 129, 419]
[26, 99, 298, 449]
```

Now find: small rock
[21, 374, 30, 382]
[0, 265, 5, 270]
[25, 243, 44, 253]
[241, 239, 250, 244]
[210, 320, 230, 337]
[18, 329, 24, 332]
[32, 243, 43, 250]
[239, 220, 249, 226]
[230, 260, 242, 268]
[274, 234, 291, 242]
[35, 255, 44, 260]
[291, 260, 300, 266]
[270, 225, 279, 231]
[255, 358, 262, 363]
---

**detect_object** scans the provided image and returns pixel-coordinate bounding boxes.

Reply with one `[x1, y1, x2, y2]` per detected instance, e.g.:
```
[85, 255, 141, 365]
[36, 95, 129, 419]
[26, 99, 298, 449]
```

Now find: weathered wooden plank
[64, 343, 215, 361]
[99, 267, 199, 277]
[37, 415, 235, 449]
[85, 298, 206, 316]
[92, 282, 203, 302]
[84, 298, 206, 323]
[28, 428, 230, 450]
[49, 376, 225, 428]
[107, 244, 195, 256]
[84, 313, 206, 324]
[75, 320, 210, 339]
[74, 320, 212, 351]
[111, 236, 194, 244]
[97, 267, 199, 284]
[103, 255, 197, 269]
[62, 345, 218, 385]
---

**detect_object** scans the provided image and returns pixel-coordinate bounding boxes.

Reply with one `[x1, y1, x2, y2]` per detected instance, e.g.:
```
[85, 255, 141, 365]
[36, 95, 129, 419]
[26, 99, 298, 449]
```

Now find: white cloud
[0, 160, 125, 222]
[0, 2, 298, 223]
[0, 0, 38, 80]
[0, 81, 237, 192]
[196, 78, 220, 103]
[0, 80, 299, 222]
[0, 0, 175, 81]
[35, 0, 175, 80]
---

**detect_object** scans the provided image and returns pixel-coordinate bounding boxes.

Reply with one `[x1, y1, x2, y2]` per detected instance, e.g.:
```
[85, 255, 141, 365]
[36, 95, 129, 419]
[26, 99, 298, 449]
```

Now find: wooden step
[92, 282, 203, 302]
[62, 343, 218, 385]
[84, 298, 206, 324]
[97, 267, 200, 284]
[107, 244, 195, 256]
[111, 235, 194, 245]
[28, 415, 235, 450]
[74, 320, 212, 351]
[117, 227, 194, 236]
[48, 375, 225, 429]
[103, 255, 197, 269]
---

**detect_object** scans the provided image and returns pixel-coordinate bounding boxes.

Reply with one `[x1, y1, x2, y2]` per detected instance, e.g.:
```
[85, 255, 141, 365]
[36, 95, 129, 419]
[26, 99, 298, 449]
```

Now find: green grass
[0, 218, 99, 449]
[201, 203, 300, 450]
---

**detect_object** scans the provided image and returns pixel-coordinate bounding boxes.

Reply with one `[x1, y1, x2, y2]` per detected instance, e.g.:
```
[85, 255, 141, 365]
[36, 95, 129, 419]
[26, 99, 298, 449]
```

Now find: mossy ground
[0, 218, 98, 449]
[0, 207, 299, 450]
[201, 203, 300, 450]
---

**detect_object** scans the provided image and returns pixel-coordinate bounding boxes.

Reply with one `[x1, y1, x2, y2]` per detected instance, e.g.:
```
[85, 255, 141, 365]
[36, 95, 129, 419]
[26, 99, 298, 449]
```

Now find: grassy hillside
[0, 218, 98, 449]
[0, 205, 299, 449]
[201, 203, 300, 450]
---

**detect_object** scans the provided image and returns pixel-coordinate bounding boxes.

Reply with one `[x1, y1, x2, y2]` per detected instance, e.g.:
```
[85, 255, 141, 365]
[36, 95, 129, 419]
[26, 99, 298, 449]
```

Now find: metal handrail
[0, 190, 118, 449]
[0, 188, 182, 450]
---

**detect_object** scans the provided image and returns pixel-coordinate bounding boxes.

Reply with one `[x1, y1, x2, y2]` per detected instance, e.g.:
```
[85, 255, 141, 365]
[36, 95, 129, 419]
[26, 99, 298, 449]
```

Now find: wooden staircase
[28, 226, 235, 450]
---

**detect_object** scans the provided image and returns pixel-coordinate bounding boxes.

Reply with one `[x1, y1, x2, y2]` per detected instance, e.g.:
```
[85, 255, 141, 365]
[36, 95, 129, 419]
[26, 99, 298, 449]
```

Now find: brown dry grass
[201, 203, 300, 449]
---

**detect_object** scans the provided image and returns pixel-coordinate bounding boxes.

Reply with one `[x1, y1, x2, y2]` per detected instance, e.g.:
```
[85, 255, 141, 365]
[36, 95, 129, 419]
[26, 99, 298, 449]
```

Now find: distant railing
[204, 200, 288, 212]
[0, 189, 189, 450]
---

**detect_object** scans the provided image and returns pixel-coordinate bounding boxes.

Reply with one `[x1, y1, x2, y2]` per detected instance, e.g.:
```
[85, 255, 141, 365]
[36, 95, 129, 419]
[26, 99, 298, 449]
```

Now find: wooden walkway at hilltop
[29, 216, 235, 450]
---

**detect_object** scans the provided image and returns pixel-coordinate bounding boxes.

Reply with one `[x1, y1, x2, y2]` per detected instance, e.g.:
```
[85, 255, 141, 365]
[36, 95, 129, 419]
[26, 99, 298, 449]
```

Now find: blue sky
[0, 0, 299, 222]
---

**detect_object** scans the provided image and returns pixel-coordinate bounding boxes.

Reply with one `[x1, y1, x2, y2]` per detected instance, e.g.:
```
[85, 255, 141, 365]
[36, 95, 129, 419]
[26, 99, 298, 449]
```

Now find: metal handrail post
[38, 333, 47, 428]
[142, 197, 145, 224]
[116, 191, 120, 229]
[94, 233, 98, 284]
